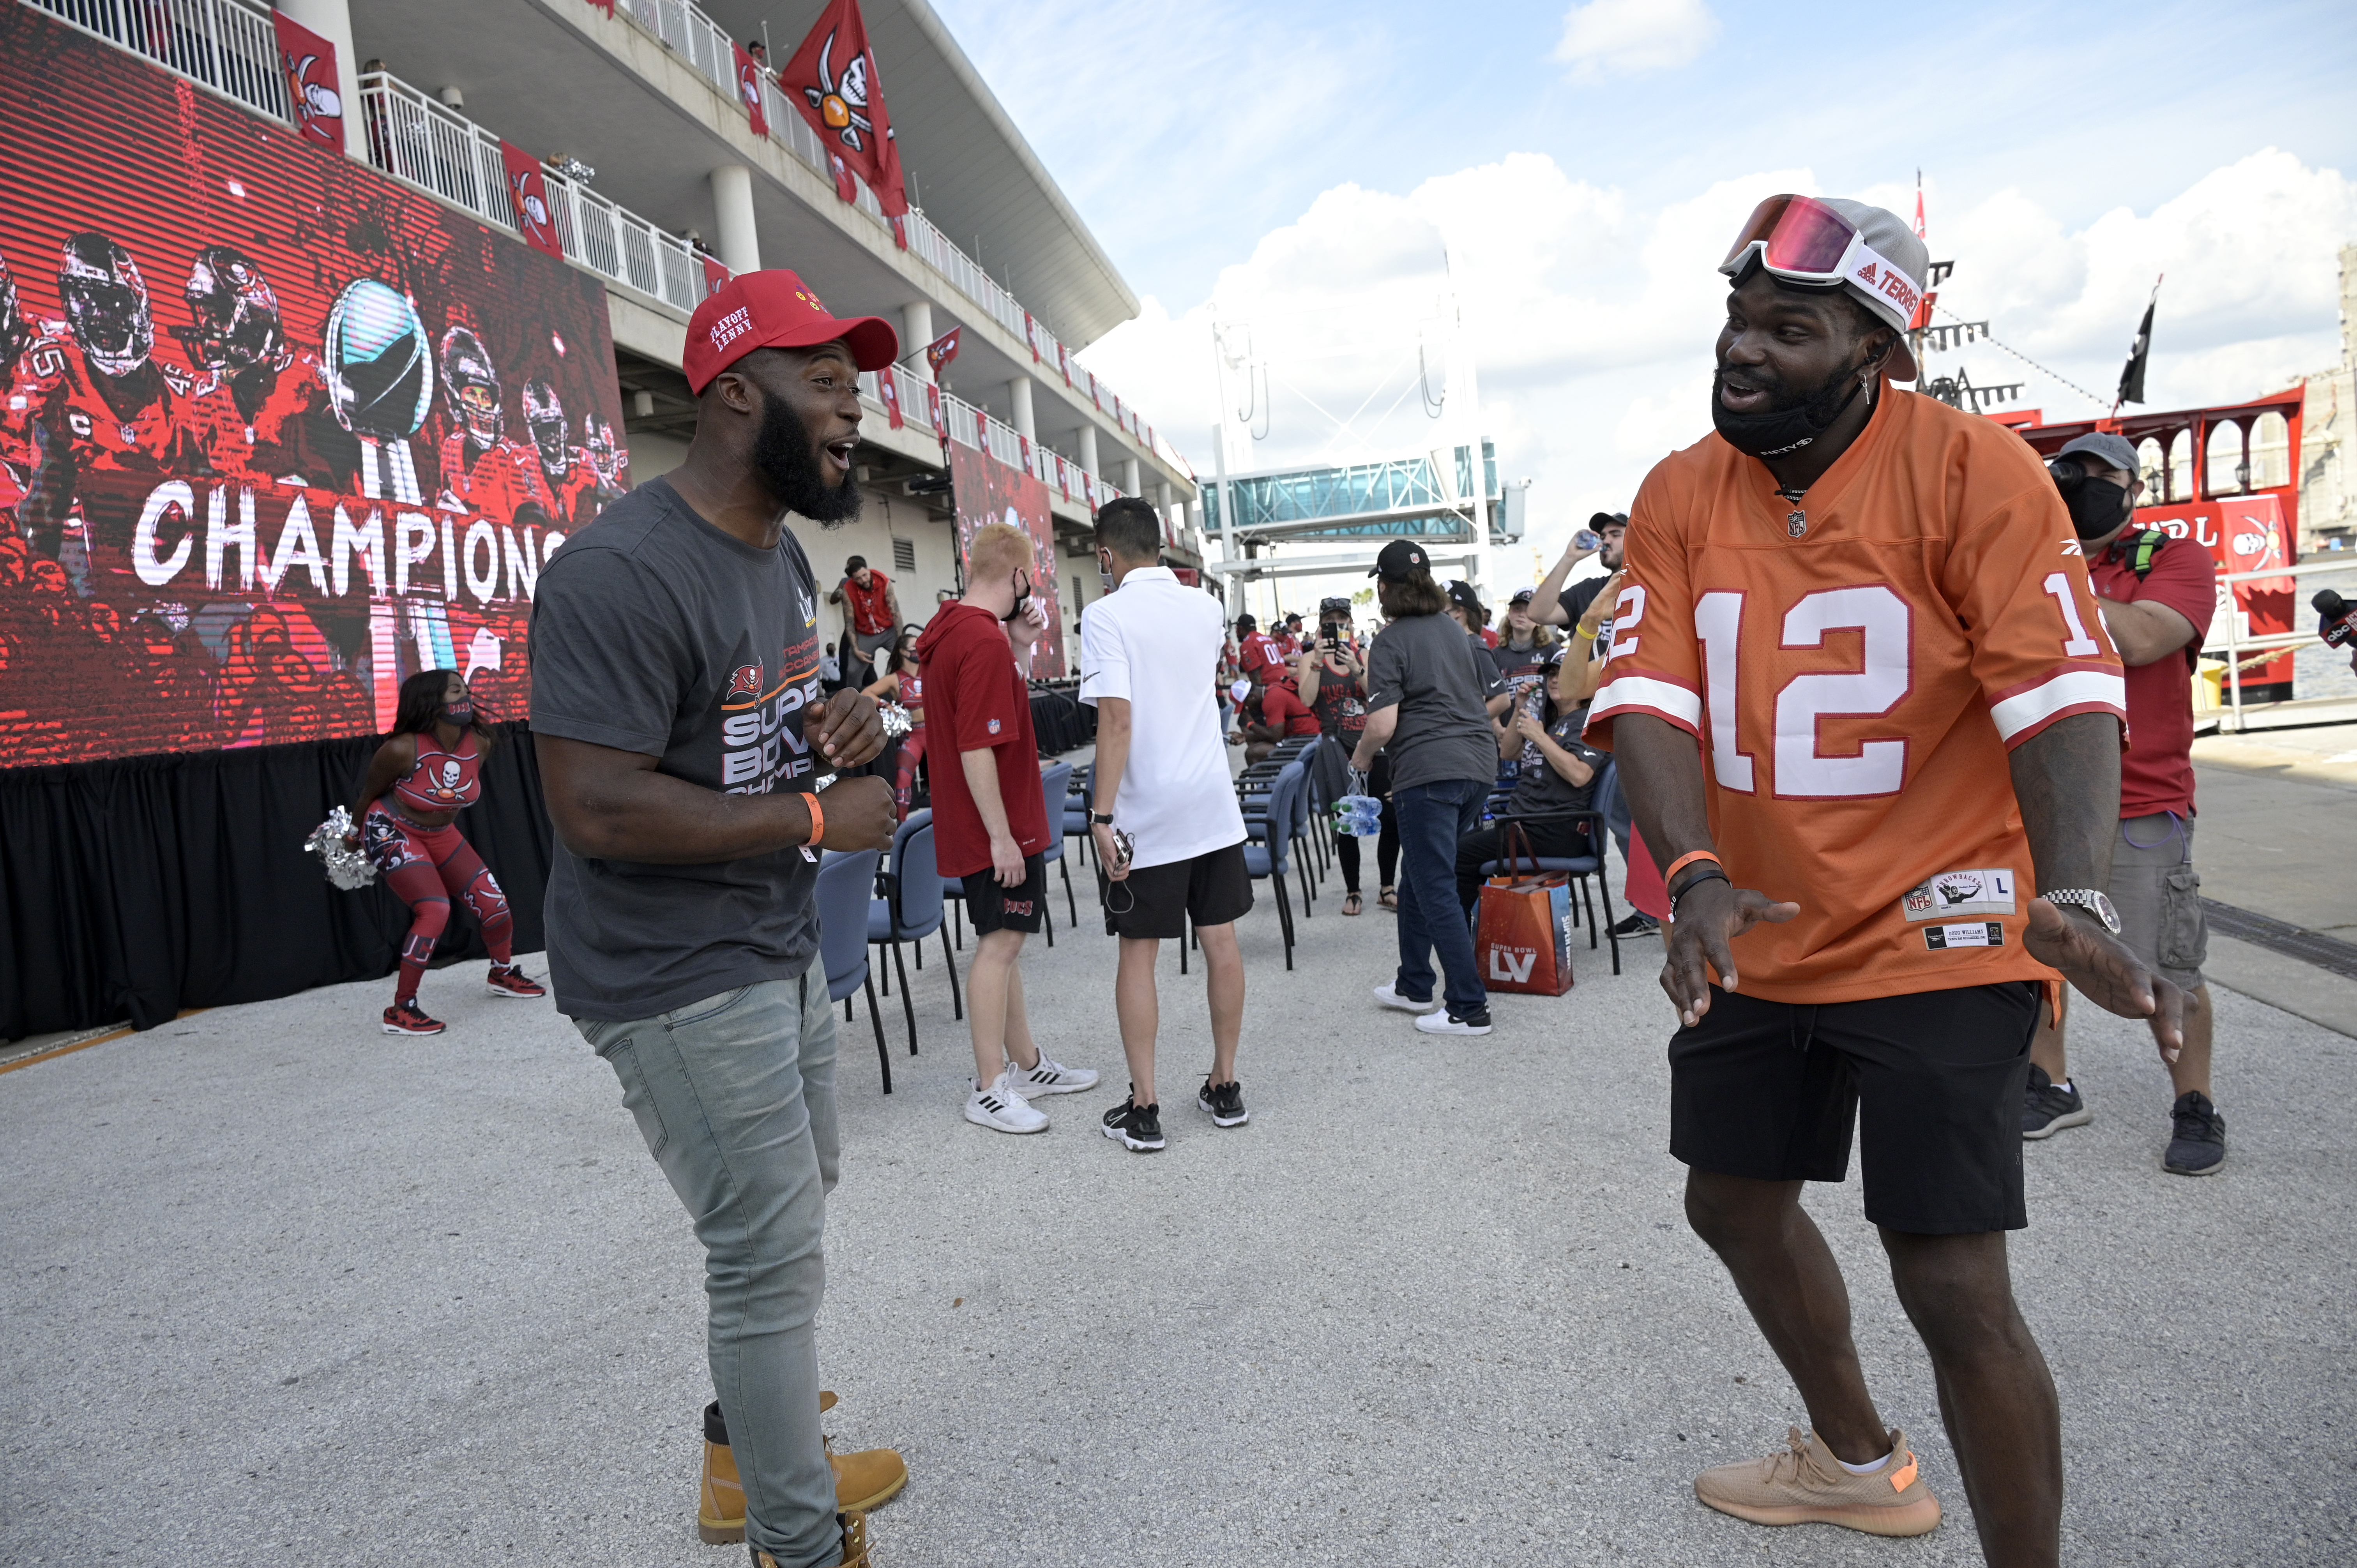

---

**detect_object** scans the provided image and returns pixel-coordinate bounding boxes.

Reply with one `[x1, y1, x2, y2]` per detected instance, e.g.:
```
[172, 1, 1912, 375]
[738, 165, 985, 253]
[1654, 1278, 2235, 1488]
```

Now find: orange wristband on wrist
[804, 793, 825, 849]
[1663, 849, 1722, 887]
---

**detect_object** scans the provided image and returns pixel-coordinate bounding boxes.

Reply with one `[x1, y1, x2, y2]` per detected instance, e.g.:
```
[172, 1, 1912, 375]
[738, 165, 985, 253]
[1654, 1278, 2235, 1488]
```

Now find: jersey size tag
[1924, 922, 2005, 950]
[1899, 868, 2018, 922]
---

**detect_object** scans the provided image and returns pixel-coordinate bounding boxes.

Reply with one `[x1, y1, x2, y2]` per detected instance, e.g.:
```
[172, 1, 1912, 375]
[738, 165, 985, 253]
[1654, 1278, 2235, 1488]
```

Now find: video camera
[2316, 589, 2357, 651]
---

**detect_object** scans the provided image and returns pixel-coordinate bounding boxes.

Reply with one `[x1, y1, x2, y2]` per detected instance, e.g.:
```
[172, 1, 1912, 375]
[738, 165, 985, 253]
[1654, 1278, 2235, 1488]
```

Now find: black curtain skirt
[0, 721, 552, 1038]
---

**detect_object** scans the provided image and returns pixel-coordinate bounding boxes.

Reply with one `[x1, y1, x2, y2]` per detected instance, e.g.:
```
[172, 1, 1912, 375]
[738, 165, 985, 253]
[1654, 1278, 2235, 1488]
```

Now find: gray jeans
[576, 966, 843, 1567]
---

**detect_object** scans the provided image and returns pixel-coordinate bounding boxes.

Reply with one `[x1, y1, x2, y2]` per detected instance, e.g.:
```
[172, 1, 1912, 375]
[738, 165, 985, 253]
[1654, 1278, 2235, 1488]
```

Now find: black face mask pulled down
[1710, 363, 1869, 460]
[1004, 571, 1032, 625]
[2050, 461, 2134, 540]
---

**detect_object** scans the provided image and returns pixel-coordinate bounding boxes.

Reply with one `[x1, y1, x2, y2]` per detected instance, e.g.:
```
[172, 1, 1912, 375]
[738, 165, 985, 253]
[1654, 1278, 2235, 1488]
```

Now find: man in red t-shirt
[1235, 612, 1288, 691]
[830, 554, 901, 674]
[914, 522, 1099, 1134]
[2021, 433, 2224, 1175]
[1242, 678, 1321, 764]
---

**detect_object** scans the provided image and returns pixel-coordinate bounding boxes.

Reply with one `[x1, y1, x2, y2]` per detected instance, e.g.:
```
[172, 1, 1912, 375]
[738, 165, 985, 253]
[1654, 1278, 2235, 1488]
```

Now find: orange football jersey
[1585, 386, 2125, 1003]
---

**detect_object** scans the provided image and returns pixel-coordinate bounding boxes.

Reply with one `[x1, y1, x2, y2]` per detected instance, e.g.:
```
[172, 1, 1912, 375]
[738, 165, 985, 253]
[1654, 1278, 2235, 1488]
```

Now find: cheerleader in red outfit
[348, 669, 544, 1034]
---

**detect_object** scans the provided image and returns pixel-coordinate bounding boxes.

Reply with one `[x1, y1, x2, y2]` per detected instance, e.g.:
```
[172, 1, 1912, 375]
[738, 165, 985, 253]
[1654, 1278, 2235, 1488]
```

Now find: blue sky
[935, 0, 2357, 562]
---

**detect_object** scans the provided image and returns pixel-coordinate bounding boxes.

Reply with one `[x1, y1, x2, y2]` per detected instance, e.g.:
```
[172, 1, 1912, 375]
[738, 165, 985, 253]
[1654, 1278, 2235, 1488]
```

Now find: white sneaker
[1415, 1007, 1494, 1037]
[1373, 983, 1442, 1014]
[965, 1070, 1050, 1134]
[1009, 1050, 1099, 1096]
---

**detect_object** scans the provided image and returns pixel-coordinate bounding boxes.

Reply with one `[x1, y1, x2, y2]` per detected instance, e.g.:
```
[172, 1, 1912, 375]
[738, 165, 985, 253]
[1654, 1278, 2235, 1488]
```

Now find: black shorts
[962, 853, 1047, 935]
[1101, 841, 1254, 940]
[1668, 981, 2041, 1235]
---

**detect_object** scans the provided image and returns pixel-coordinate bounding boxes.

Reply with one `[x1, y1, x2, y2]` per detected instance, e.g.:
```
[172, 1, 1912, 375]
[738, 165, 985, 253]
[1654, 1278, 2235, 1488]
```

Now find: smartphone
[1322, 632, 1342, 650]
[1573, 528, 1602, 551]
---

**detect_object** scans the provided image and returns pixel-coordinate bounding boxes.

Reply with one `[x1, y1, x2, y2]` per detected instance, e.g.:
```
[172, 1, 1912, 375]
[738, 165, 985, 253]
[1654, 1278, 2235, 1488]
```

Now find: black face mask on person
[2049, 459, 2135, 540]
[751, 388, 863, 526]
[1004, 569, 1033, 624]
[440, 700, 474, 726]
[1710, 352, 1880, 460]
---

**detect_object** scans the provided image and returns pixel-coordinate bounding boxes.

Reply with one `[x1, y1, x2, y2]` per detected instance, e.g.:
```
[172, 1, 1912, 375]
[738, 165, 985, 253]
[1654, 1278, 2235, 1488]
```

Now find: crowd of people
[323, 192, 2237, 1568]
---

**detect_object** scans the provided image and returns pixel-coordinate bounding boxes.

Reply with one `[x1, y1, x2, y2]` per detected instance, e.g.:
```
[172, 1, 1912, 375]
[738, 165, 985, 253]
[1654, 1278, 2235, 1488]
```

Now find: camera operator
[1352, 541, 1501, 1035]
[2024, 433, 2225, 1176]
[1298, 597, 1372, 913]
[1455, 650, 1605, 916]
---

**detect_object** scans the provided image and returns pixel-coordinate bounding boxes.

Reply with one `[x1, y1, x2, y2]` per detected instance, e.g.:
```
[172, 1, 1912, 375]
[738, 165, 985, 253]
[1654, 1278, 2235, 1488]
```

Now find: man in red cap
[531, 268, 903, 1568]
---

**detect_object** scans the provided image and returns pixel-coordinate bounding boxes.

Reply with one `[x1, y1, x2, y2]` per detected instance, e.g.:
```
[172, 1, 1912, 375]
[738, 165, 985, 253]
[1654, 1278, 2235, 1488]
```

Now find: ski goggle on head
[1718, 195, 1919, 313]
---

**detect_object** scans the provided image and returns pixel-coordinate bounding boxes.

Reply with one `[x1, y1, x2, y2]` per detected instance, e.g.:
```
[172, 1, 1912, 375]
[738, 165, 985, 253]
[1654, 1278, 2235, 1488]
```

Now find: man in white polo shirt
[1080, 497, 1253, 1153]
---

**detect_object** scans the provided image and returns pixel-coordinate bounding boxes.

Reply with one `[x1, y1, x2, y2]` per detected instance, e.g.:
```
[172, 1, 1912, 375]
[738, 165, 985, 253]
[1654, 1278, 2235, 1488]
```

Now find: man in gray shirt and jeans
[1350, 539, 1504, 1035]
[529, 270, 897, 1568]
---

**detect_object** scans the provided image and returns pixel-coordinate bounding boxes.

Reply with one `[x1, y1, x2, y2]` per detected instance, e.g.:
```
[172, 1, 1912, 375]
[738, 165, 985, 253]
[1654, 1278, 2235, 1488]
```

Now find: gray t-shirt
[1366, 611, 1499, 791]
[528, 477, 827, 1021]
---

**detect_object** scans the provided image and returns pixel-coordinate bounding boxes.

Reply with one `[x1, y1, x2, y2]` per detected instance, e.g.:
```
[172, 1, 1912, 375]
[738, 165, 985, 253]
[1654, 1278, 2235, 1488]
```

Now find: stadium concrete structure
[37, 0, 1203, 667]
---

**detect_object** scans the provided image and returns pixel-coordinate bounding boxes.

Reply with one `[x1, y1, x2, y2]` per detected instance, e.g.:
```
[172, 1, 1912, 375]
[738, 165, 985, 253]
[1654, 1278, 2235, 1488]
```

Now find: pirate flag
[2117, 298, 2155, 406]
[271, 11, 345, 151]
[781, 0, 909, 218]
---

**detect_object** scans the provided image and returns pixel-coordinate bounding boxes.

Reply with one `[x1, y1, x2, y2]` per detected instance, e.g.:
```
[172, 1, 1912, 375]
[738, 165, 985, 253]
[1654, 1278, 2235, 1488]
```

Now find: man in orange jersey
[1588, 196, 2182, 1566]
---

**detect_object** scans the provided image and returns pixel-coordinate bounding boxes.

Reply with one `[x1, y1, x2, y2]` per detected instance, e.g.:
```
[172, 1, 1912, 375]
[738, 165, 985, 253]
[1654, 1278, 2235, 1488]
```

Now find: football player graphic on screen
[177, 245, 333, 486]
[434, 325, 555, 523]
[26, 233, 217, 564]
[0, 248, 72, 483]
[519, 377, 608, 528]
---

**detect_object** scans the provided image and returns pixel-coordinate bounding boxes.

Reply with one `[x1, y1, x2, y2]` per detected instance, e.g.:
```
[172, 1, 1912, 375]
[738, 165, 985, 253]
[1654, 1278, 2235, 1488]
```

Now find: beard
[753, 391, 863, 527]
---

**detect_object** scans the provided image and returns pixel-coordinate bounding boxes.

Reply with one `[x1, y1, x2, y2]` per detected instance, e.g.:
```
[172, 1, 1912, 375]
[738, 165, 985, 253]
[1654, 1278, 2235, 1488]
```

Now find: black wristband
[1668, 865, 1729, 915]
[1091, 812, 1115, 825]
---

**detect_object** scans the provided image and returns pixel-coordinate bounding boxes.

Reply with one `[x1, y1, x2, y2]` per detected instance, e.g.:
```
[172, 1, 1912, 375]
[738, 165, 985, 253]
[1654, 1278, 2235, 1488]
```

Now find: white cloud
[1553, 0, 1719, 82]
[1087, 149, 2357, 571]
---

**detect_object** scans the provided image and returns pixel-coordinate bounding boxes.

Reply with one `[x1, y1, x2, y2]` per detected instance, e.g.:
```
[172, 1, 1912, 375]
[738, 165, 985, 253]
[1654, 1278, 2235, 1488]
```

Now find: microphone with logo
[2314, 589, 2357, 652]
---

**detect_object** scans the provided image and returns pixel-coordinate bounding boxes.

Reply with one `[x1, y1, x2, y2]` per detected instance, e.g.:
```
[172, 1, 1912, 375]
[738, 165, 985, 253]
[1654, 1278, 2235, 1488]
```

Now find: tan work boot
[753, 1510, 871, 1568]
[1694, 1425, 1941, 1536]
[698, 1394, 906, 1544]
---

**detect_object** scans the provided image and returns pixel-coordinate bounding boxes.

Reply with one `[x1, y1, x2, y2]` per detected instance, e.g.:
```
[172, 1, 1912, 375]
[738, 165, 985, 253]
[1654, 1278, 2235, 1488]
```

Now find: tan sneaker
[754, 1511, 871, 1568]
[700, 1392, 904, 1544]
[1694, 1425, 1941, 1536]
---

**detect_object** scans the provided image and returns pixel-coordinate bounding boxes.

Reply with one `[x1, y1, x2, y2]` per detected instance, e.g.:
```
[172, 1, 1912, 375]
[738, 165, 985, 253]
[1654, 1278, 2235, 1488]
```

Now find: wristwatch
[1091, 812, 1115, 825]
[2044, 888, 2121, 933]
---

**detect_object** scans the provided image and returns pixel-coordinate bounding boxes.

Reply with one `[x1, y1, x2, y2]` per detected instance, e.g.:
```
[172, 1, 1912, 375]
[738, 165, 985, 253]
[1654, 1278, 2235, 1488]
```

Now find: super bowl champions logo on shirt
[716, 590, 822, 795]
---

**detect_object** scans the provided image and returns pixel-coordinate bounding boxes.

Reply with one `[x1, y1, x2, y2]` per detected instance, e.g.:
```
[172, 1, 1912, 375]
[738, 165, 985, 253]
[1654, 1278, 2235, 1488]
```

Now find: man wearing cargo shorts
[2020, 432, 2225, 1175]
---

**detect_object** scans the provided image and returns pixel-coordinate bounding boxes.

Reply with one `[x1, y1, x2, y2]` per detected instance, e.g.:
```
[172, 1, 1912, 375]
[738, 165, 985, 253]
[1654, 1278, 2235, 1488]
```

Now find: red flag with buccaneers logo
[781, 0, 909, 217]
[700, 254, 731, 299]
[924, 327, 961, 375]
[926, 381, 948, 445]
[879, 364, 905, 429]
[271, 11, 345, 151]
[499, 141, 565, 260]
[733, 42, 770, 138]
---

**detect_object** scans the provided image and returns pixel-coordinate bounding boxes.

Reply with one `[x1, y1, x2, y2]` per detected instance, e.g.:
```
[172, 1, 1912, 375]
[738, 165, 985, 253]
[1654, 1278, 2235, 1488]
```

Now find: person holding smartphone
[1297, 597, 1372, 913]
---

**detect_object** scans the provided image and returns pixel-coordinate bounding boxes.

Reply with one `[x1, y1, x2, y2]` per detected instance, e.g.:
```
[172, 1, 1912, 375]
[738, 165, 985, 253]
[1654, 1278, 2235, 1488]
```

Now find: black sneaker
[1611, 912, 1659, 938]
[1198, 1076, 1248, 1127]
[2022, 1062, 2091, 1139]
[2163, 1091, 2226, 1176]
[1101, 1090, 1166, 1152]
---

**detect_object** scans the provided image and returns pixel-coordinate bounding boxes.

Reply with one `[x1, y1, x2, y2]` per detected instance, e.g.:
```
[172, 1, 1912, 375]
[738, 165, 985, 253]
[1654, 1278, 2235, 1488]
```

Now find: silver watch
[2044, 888, 2120, 933]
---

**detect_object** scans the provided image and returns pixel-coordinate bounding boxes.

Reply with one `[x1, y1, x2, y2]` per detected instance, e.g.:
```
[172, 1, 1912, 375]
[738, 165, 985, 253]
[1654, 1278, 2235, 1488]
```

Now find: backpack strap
[2127, 528, 2167, 579]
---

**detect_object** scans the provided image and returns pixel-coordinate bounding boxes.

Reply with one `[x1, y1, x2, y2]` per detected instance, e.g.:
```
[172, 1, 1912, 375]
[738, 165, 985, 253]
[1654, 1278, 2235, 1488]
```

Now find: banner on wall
[270, 11, 346, 152]
[0, 5, 629, 768]
[500, 142, 565, 261]
[948, 440, 1064, 678]
[2133, 490, 2297, 686]
[733, 42, 771, 138]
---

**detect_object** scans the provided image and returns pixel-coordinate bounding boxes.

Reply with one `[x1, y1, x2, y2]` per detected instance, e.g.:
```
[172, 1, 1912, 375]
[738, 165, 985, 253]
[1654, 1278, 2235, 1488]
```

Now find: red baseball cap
[683, 269, 900, 394]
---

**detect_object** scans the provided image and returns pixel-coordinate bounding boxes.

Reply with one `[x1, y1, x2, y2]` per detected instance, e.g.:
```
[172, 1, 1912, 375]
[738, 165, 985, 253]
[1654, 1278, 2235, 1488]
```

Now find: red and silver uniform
[542, 445, 604, 528]
[39, 335, 214, 481]
[438, 431, 557, 521]
[0, 319, 71, 473]
[198, 350, 331, 482]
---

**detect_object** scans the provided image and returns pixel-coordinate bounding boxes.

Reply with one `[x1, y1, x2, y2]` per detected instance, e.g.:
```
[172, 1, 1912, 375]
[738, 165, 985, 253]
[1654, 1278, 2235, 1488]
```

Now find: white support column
[709, 166, 760, 275]
[278, 0, 364, 160]
[1122, 457, 1141, 496]
[1008, 377, 1035, 440]
[901, 301, 934, 380]
[1077, 423, 1100, 478]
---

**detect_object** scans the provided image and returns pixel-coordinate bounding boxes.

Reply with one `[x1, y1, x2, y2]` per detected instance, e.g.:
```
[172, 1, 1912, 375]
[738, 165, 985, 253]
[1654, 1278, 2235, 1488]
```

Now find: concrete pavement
[4, 819, 2353, 1566]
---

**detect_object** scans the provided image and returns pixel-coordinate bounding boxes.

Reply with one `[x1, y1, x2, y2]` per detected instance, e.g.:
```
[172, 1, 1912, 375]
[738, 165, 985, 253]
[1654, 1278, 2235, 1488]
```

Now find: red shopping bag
[1475, 823, 1574, 995]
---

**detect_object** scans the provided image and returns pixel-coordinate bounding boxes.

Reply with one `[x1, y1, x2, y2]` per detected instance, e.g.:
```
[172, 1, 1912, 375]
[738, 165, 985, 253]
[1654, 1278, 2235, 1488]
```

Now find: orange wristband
[1663, 849, 1722, 887]
[803, 792, 825, 849]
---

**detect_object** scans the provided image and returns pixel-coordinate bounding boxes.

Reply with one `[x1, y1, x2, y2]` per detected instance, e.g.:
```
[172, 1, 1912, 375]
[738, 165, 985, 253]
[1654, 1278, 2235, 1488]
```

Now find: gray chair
[1037, 758, 1076, 939]
[870, 811, 958, 1056]
[816, 848, 892, 1090]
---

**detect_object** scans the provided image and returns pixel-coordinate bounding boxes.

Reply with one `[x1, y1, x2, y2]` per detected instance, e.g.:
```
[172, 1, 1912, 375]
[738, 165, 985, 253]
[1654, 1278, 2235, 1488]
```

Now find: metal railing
[2205, 557, 2357, 727]
[596, 0, 1187, 479]
[357, 70, 703, 315]
[862, 370, 1121, 512]
[28, 0, 289, 121]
